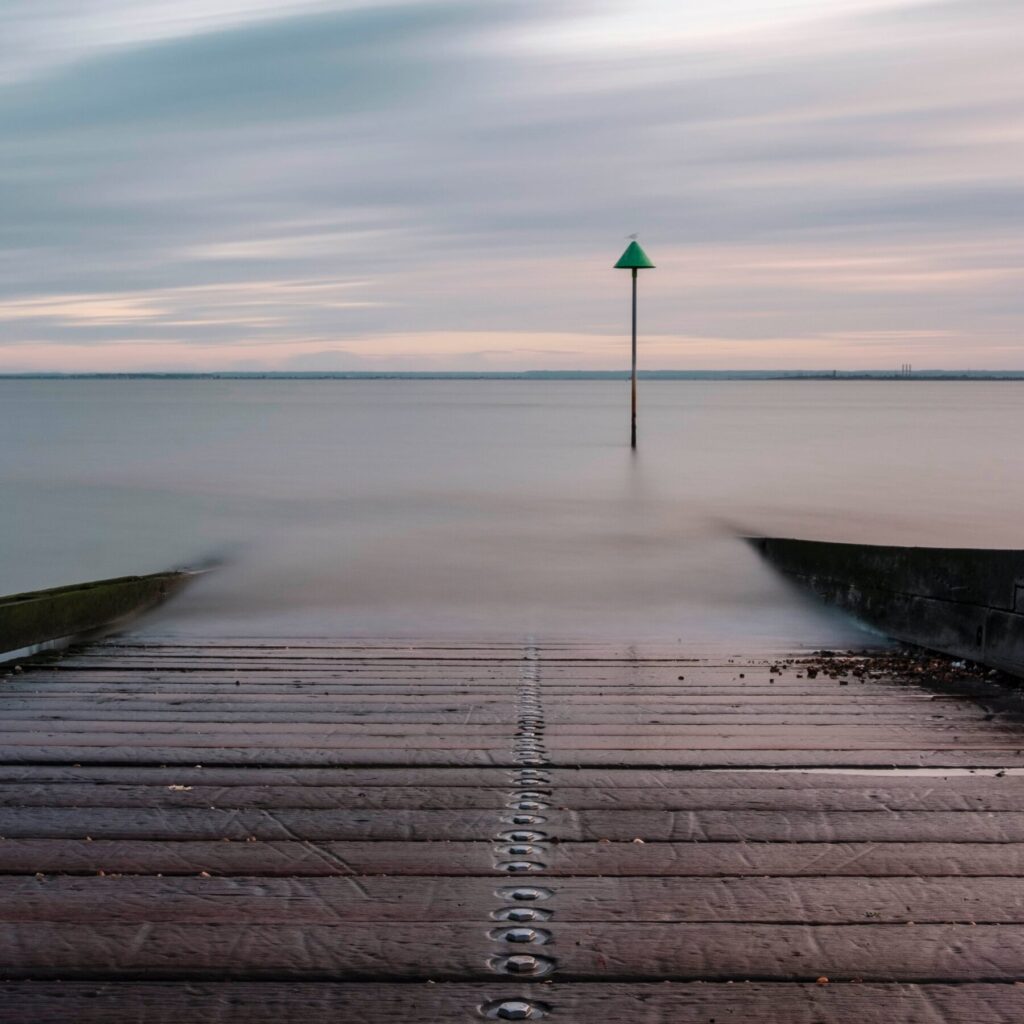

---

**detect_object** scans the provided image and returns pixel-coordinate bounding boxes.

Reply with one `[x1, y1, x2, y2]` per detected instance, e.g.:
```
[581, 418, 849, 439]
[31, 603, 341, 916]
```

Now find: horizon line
[4, 369, 1024, 380]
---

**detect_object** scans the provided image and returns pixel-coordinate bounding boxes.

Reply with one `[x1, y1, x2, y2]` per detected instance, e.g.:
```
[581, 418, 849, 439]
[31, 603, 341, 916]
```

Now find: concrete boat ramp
[2, 638, 1024, 1022]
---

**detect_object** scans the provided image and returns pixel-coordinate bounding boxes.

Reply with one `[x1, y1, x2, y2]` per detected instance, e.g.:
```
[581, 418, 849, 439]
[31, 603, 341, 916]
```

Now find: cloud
[0, 0, 1022, 369]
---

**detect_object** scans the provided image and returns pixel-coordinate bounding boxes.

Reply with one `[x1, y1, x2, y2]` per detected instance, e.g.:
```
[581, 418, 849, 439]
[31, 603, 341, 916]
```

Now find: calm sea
[2, 379, 1019, 646]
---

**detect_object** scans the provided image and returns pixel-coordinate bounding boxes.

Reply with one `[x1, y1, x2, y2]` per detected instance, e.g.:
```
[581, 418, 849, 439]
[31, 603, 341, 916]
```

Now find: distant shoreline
[3, 371, 1024, 381]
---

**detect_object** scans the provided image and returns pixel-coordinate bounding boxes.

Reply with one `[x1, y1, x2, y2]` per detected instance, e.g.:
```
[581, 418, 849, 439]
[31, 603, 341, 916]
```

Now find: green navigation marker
[614, 240, 656, 270]
[615, 239, 656, 448]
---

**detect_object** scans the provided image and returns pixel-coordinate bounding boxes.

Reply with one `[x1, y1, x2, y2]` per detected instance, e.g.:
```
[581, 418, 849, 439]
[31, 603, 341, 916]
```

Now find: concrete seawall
[751, 537, 1024, 678]
[0, 571, 193, 659]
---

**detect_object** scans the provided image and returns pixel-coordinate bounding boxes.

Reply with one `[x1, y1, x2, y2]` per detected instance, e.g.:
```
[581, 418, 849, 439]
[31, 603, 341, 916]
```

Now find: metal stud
[483, 998, 547, 1021]
[500, 844, 542, 856]
[491, 906, 552, 922]
[490, 953, 555, 976]
[491, 926, 552, 944]
[497, 860, 545, 873]
[498, 830, 547, 842]
[496, 886, 553, 901]
[506, 814, 546, 825]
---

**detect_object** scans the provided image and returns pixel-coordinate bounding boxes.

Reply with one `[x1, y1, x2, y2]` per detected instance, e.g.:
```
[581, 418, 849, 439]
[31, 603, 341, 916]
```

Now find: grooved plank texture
[3, 638, 1024, 1021]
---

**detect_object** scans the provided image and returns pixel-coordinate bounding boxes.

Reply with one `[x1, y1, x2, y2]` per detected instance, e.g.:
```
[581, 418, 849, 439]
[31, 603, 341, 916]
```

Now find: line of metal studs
[482, 648, 555, 1021]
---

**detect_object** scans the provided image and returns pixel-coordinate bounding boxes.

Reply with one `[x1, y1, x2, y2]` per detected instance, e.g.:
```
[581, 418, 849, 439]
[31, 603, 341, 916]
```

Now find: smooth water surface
[2, 379, 1019, 644]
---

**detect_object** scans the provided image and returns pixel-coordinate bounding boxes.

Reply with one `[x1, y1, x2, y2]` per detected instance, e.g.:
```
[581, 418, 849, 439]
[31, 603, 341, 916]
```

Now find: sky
[1, 0, 1022, 372]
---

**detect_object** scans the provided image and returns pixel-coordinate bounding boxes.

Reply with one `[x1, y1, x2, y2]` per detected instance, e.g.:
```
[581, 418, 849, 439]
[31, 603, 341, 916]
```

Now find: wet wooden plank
[2, 736, 1017, 757]
[0, 746, 514, 765]
[1, 722, 1007, 742]
[25, 688, 918, 701]
[2, 746, 1022, 767]
[0, 713, 966, 729]
[0, 764, 1017, 789]
[0, 765, 529, 785]
[4, 875, 1023, 924]
[0, 703, 947, 720]
[2, 981, 1021, 1024]
[4, 670, 926, 688]
[0, 690, 943, 707]
[8, 806, 1024, 842]
[0, 723, 518, 738]
[8, 839, 1024, 877]
[1, 921, 1022, 981]
[7, 781, 1024, 811]
[6, 778, 1024, 811]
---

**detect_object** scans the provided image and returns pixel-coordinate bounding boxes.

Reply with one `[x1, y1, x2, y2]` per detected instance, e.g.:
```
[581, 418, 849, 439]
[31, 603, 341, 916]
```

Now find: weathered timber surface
[0, 765, 1019, 787]
[9, 782, 1024, 809]
[5, 639, 1024, 1022]
[3, 921, 1024, 981]
[4, 875, 1024, 924]
[8, 806, 1024, 841]
[3, 982, 1022, 1024]
[5, 746, 1024, 767]
[10, 839, 1024, 876]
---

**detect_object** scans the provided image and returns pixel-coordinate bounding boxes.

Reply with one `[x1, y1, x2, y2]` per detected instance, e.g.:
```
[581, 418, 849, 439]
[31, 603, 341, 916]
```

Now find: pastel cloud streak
[0, 0, 1022, 371]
